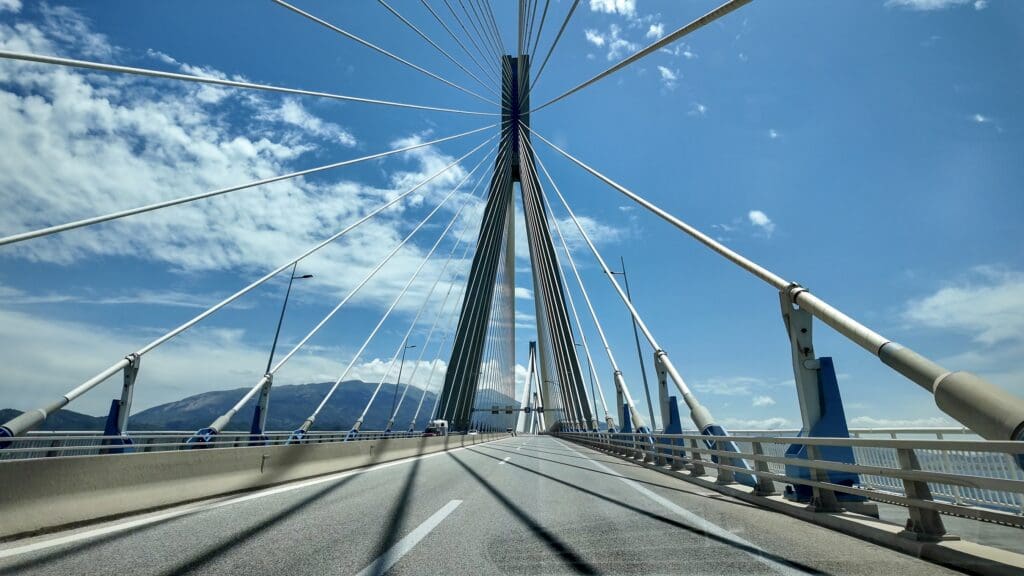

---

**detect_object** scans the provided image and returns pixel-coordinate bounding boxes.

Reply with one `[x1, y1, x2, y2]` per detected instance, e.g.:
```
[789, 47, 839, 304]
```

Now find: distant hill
[2, 380, 517, 432]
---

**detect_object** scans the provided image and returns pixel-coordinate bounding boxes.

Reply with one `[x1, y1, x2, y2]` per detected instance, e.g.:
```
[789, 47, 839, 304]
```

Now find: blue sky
[0, 0, 1021, 432]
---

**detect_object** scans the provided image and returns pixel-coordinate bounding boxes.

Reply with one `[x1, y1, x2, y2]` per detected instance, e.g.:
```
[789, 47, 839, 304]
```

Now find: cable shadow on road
[364, 437, 429, 576]
[474, 444, 764, 511]
[468, 449, 831, 575]
[152, 444, 395, 576]
[449, 453, 600, 575]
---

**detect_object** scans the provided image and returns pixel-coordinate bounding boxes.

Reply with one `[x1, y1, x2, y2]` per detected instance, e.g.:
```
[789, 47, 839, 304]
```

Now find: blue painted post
[783, 357, 864, 503]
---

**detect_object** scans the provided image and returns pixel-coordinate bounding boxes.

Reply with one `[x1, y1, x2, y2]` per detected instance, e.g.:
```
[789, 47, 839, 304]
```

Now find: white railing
[559, 431, 1024, 530]
[0, 429, 442, 460]
[679, 427, 1022, 514]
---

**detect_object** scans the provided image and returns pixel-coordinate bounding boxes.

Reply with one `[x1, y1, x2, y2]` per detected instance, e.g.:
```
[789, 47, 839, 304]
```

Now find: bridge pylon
[435, 55, 594, 432]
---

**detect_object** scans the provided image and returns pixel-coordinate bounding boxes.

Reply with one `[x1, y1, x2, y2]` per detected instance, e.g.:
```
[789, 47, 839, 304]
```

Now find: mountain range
[1, 380, 517, 432]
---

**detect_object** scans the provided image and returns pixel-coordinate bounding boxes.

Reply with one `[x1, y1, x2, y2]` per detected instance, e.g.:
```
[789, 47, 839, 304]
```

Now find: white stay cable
[2, 136, 495, 439]
[350, 144, 504, 431]
[526, 153, 613, 425]
[384, 153, 497, 426]
[0, 50, 496, 116]
[376, 0, 500, 99]
[209, 145, 496, 435]
[291, 145, 499, 433]
[530, 0, 752, 113]
[419, 0, 500, 86]
[520, 132, 654, 429]
[273, 0, 497, 107]
[0, 126, 492, 247]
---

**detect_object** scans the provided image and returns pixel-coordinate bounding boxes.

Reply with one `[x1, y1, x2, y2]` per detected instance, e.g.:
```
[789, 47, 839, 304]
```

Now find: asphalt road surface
[0, 436, 965, 575]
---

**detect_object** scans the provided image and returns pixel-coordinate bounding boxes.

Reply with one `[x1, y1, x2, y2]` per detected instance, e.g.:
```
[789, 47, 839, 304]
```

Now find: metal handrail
[559, 432, 1024, 528]
[0, 429, 431, 460]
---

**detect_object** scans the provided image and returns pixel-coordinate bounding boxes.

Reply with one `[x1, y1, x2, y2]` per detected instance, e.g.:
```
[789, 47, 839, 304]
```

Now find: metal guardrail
[0, 429, 451, 460]
[559, 431, 1024, 532]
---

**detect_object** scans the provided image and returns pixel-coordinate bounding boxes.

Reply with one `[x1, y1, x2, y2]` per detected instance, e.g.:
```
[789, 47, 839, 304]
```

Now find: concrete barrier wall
[0, 433, 502, 539]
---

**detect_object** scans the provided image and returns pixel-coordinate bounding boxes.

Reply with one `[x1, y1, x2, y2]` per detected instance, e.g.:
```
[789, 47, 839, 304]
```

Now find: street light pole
[252, 262, 312, 443]
[266, 262, 314, 374]
[611, 256, 657, 431]
[388, 342, 416, 431]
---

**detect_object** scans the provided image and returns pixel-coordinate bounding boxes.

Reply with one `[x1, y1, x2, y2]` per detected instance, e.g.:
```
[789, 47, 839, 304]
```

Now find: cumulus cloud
[0, 0, 21, 13]
[747, 210, 775, 237]
[688, 102, 707, 116]
[745, 208, 774, 235]
[656, 65, 678, 90]
[584, 29, 606, 47]
[0, 6, 488, 317]
[258, 98, 357, 147]
[752, 395, 776, 407]
[514, 286, 533, 300]
[768, 128, 779, 139]
[0, 5, 500, 416]
[584, 24, 638, 61]
[903, 266, 1024, 346]
[589, 0, 636, 18]
[646, 23, 664, 39]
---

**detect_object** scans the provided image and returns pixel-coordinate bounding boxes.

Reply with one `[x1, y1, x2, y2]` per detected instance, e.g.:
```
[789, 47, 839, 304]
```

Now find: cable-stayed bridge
[1, 1, 1023, 574]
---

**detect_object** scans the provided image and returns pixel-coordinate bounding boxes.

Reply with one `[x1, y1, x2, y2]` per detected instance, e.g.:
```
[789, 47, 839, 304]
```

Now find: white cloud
[604, 24, 638, 61]
[585, 24, 638, 61]
[660, 44, 697, 60]
[0, 0, 21, 13]
[589, 0, 636, 18]
[848, 416, 953, 428]
[972, 113, 990, 123]
[885, 0, 986, 9]
[694, 376, 770, 396]
[0, 283, 243, 309]
[584, 29, 606, 47]
[903, 266, 1024, 346]
[514, 286, 533, 300]
[719, 417, 793, 430]
[656, 65, 678, 90]
[768, 128, 779, 139]
[752, 395, 776, 407]
[259, 98, 357, 147]
[0, 6, 478, 317]
[747, 210, 775, 237]
[0, 304, 455, 418]
[0, 6, 502, 419]
[646, 23, 664, 39]
[688, 102, 707, 116]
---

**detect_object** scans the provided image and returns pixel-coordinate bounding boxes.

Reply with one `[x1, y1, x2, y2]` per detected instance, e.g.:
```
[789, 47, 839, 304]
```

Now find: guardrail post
[805, 444, 843, 512]
[751, 441, 777, 496]
[688, 438, 706, 477]
[101, 353, 141, 454]
[896, 447, 948, 541]
[670, 439, 684, 470]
